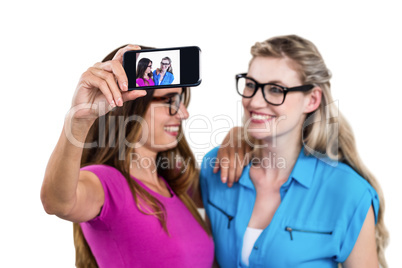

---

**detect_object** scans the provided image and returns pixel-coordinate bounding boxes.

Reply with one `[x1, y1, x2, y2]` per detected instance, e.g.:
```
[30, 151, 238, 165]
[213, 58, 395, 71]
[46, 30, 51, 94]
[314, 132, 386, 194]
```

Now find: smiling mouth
[250, 112, 275, 121]
[164, 126, 180, 132]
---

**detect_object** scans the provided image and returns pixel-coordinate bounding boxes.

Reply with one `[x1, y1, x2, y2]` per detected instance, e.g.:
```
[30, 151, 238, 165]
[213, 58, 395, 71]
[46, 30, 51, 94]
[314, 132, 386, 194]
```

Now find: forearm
[41, 113, 94, 216]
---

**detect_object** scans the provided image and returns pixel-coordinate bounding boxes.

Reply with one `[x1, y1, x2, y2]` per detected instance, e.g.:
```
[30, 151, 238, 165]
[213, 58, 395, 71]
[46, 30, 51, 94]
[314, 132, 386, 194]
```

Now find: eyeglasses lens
[236, 77, 284, 105]
[169, 94, 182, 115]
[237, 77, 256, 97]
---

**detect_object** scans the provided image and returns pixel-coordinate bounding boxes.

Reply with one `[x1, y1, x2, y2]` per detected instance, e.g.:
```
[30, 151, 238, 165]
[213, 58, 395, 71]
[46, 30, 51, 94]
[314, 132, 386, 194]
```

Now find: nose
[175, 102, 189, 120]
[247, 87, 267, 108]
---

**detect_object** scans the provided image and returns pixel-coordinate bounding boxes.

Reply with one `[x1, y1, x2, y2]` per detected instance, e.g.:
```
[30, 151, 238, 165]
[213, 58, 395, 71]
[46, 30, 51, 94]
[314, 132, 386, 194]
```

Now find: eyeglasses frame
[235, 73, 315, 106]
[151, 90, 184, 116]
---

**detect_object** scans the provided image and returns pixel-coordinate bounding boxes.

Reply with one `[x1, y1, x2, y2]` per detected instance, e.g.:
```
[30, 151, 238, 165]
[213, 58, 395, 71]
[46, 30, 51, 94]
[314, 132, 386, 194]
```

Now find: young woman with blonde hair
[202, 35, 388, 267]
[41, 45, 213, 267]
[154, 56, 175, 85]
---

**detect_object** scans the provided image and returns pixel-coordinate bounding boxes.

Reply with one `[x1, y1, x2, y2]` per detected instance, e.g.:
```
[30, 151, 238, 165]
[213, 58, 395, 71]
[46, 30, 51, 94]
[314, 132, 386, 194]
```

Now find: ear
[304, 87, 322, 113]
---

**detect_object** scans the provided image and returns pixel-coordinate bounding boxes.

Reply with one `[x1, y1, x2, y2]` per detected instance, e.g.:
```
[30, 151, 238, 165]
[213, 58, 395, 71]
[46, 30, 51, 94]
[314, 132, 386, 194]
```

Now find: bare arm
[343, 206, 378, 268]
[40, 45, 147, 223]
[41, 117, 105, 222]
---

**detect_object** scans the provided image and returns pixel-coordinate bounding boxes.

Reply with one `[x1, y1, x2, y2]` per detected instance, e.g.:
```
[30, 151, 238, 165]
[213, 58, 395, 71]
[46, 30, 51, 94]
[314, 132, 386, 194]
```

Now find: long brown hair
[73, 45, 208, 267]
[248, 35, 389, 267]
[136, 57, 153, 84]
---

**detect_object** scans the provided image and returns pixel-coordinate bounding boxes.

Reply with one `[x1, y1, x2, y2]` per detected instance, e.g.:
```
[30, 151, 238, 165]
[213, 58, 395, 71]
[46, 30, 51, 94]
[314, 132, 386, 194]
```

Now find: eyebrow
[269, 80, 288, 86]
[248, 76, 289, 87]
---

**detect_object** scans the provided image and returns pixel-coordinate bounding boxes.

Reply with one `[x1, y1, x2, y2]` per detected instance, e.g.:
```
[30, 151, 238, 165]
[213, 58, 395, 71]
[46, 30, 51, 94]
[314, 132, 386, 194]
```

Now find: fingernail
[123, 82, 128, 91]
[140, 90, 147, 96]
[110, 100, 116, 107]
[117, 98, 123, 106]
[221, 177, 227, 183]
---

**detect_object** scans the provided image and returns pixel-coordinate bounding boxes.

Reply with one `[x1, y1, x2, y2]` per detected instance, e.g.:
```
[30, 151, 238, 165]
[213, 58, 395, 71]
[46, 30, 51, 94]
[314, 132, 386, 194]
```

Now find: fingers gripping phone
[123, 46, 201, 90]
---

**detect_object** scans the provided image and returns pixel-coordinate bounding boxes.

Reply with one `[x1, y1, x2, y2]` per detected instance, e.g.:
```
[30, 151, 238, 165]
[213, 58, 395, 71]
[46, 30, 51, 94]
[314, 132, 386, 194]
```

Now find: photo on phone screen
[124, 46, 201, 90]
[136, 50, 180, 87]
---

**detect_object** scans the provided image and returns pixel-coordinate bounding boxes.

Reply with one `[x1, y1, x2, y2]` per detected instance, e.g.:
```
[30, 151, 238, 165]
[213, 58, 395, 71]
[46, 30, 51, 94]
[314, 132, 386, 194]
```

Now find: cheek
[242, 98, 250, 111]
[141, 110, 152, 138]
[281, 95, 306, 115]
[242, 99, 251, 120]
[149, 105, 172, 129]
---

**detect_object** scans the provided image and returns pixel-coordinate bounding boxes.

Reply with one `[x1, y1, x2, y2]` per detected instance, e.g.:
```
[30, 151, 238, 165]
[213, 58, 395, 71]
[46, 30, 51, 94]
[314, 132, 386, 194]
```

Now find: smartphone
[123, 46, 201, 90]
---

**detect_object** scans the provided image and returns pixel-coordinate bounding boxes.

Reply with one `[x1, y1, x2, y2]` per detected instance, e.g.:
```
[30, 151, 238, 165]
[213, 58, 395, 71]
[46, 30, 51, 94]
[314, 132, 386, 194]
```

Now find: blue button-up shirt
[200, 147, 379, 268]
[153, 70, 174, 85]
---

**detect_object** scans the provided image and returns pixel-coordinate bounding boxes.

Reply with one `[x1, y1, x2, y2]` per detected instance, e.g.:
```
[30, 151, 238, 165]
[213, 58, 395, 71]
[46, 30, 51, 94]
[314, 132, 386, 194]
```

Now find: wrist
[64, 112, 95, 146]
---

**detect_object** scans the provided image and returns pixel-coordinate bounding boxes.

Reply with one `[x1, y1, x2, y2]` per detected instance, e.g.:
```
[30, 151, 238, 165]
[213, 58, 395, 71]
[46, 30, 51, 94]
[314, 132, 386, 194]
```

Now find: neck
[250, 129, 302, 186]
[129, 147, 159, 184]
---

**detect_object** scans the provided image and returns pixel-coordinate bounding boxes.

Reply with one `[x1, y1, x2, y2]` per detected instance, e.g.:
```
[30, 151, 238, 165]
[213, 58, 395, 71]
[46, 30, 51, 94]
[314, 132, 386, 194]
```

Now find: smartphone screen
[123, 46, 201, 90]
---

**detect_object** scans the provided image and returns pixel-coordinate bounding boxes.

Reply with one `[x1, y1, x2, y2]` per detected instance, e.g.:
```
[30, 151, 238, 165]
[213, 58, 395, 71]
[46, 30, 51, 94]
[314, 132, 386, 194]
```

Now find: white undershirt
[159, 72, 165, 83]
[241, 227, 263, 266]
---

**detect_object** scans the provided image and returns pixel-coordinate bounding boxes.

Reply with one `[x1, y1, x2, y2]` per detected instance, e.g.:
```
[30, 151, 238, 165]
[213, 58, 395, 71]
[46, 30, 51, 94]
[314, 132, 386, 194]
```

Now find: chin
[154, 139, 178, 152]
[245, 124, 279, 141]
[165, 139, 178, 150]
[246, 130, 271, 141]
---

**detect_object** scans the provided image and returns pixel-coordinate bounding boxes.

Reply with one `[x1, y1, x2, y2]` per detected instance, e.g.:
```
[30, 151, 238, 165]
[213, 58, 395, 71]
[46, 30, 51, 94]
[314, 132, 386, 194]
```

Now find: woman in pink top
[136, 57, 155, 87]
[40, 45, 214, 267]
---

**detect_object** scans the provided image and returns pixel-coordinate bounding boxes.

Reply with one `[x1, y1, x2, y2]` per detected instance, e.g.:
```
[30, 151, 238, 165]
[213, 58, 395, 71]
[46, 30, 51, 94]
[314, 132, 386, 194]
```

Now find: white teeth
[164, 126, 179, 132]
[251, 113, 273, 120]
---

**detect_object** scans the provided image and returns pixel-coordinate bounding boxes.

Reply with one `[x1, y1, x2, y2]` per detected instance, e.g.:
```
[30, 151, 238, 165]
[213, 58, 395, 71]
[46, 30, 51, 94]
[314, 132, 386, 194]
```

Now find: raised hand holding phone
[70, 45, 147, 122]
[42, 44, 148, 222]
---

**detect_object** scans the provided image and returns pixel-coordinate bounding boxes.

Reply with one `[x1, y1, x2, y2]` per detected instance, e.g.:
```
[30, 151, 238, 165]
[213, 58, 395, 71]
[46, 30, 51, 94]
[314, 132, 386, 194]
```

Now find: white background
[1, 0, 400, 267]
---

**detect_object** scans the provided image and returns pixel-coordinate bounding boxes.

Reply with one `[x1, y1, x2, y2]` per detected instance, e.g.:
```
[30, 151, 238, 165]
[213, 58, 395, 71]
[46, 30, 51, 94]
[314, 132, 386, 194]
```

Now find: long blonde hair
[73, 46, 208, 268]
[249, 35, 388, 267]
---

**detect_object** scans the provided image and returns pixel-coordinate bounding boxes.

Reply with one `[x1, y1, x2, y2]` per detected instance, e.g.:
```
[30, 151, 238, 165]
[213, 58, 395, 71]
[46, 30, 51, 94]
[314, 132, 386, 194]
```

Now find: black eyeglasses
[161, 62, 170, 66]
[148, 65, 152, 68]
[236, 73, 314, 106]
[152, 92, 184, 115]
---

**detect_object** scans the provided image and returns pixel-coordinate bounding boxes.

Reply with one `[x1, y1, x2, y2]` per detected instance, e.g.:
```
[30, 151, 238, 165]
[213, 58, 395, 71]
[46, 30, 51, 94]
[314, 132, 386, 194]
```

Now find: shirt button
[254, 246, 258, 250]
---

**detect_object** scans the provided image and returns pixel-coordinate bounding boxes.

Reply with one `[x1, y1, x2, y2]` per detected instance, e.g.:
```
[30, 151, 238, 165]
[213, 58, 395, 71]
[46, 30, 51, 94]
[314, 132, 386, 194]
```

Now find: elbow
[40, 182, 52, 214]
[41, 196, 55, 216]
[41, 196, 74, 218]
[41, 175, 58, 215]
[40, 184, 74, 217]
[40, 187, 58, 215]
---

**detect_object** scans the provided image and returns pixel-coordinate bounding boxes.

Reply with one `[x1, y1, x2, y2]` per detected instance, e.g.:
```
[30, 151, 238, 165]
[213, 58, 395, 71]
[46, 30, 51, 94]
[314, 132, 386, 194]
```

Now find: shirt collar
[238, 148, 318, 190]
[239, 164, 255, 190]
[286, 148, 317, 189]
